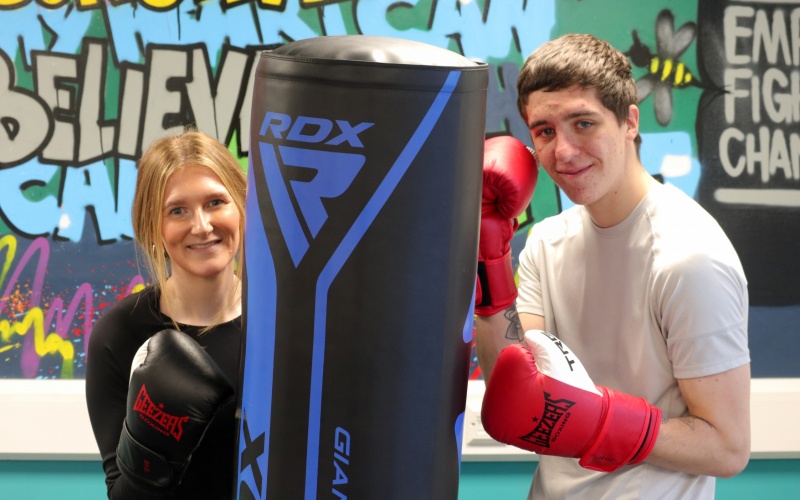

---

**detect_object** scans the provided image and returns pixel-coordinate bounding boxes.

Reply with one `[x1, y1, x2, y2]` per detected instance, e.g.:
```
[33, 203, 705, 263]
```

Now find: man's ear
[626, 104, 640, 141]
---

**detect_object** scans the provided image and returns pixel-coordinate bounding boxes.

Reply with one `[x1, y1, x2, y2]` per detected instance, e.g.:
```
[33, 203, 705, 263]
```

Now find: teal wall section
[0, 459, 797, 499]
[459, 460, 800, 499]
[0, 461, 106, 499]
[714, 460, 800, 499]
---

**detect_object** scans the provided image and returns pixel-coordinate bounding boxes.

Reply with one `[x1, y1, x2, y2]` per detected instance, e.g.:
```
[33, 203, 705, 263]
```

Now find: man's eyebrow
[565, 110, 599, 120]
[528, 119, 547, 129]
[528, 110, 599, 129]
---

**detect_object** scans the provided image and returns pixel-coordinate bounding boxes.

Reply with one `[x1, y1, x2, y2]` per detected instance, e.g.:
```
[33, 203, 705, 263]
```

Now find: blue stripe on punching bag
[455, 283, 477, 472]
[303, 70, 462, 500]
[238, 158, 278, 498]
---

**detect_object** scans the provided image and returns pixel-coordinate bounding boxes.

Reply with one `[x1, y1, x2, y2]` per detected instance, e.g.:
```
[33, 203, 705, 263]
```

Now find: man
[475, 34, 750, 498]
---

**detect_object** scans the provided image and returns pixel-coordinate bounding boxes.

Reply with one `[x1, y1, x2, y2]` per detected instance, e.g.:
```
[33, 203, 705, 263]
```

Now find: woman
[86, 129, 247, 499]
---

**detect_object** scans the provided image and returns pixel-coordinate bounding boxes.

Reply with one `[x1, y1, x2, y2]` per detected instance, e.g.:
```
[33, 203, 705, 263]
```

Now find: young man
[475, 34, 750, 498]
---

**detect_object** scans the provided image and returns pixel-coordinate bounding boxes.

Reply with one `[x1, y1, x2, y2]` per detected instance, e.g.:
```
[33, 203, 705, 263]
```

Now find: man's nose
[553, 134, 579, 163]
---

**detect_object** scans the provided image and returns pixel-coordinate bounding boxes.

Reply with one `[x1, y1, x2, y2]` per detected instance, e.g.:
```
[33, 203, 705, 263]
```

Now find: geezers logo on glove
[132, 384, 190, 441]
[257, 111, 374, 267]
[519, 393, 575, 449]
[520, 331, 580, 449]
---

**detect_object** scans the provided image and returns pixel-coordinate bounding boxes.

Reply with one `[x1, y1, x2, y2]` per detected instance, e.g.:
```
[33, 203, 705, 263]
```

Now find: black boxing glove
[116, 329, 234, 493]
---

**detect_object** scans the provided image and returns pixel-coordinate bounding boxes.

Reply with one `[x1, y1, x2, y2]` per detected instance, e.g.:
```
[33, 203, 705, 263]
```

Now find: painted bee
[626, 9, 700, 126]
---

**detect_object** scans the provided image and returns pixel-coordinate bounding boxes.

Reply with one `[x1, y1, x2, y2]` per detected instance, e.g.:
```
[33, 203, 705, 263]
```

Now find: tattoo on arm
[503, 306, 524, 343]
[676, 416, 714, 431]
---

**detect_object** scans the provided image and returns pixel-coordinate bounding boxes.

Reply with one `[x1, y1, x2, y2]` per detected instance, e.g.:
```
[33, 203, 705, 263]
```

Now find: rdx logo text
[259, 112, 374, 148]
[255, 111, 368, 267]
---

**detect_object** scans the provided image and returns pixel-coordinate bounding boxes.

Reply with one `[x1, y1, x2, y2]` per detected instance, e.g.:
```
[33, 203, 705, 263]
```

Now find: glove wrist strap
[476, 250, 517, 316]
[578, 388, 662, 473]
[117, 421, 184, 490]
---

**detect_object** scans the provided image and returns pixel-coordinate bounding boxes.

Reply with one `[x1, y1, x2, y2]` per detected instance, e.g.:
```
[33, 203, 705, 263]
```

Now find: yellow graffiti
[222, 0, 285, 8]
[140, 0, 180, 10]
[0, 0, 67, 8]
[1, 306, 75, 379]
[38, 0, 69, 7]
[0, 343, 20, 354]
[0, 235, 16, 289]
[0, 0, 317, 11]
[0, 0, 27, 8]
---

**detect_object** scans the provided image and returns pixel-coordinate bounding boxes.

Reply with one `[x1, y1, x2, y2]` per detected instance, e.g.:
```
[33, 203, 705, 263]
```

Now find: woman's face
[160, 164, 240, 281]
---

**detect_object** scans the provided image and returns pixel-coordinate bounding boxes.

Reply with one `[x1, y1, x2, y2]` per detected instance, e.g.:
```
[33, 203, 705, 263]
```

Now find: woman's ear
[153, 244, 169, 259]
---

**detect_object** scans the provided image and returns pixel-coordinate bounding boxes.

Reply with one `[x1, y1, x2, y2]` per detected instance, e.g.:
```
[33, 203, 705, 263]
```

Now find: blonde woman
[86, 130, 246, 499]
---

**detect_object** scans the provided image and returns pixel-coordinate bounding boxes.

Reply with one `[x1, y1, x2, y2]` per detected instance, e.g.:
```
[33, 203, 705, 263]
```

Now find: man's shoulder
[647, 186, 745, 281]
[645, 184, 732, 245]
[528, 205, 585, 242]
[650, 183, 715, 221]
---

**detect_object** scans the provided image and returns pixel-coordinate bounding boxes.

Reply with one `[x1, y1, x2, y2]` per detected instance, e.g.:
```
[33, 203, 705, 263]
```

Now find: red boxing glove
[476, 136, 538, 316]
[481, 330, 661, 473]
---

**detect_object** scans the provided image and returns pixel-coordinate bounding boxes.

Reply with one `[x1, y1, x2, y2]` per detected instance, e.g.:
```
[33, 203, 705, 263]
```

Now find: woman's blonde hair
[132, 128, 247, 330]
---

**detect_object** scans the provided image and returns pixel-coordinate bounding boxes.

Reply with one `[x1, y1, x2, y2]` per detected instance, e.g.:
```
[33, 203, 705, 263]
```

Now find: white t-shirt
[516, 182, 750, 499]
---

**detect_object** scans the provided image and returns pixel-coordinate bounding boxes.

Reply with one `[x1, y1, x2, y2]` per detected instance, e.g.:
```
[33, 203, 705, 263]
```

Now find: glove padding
[116, 329, 234, 491]
[476, 135, 538, 316]
[481, 330, 661, 472]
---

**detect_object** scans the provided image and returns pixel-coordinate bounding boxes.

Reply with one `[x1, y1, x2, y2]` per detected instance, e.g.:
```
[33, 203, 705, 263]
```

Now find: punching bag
[236, 35, 487, 500]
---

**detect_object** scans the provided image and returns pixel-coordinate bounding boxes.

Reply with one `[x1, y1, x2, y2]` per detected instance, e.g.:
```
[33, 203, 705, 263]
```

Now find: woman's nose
[191, 210, 212, 234]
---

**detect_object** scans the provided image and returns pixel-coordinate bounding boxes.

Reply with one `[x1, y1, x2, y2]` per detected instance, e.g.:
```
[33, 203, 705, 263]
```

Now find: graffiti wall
[0, 0, 797, 379]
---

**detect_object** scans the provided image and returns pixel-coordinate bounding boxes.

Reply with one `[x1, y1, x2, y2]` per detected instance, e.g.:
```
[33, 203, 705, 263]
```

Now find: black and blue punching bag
[236, 35, 487, 500]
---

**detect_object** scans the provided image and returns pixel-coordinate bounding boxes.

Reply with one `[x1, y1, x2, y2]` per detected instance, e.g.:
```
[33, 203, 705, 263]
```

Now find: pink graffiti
[1, 236, 143, 378]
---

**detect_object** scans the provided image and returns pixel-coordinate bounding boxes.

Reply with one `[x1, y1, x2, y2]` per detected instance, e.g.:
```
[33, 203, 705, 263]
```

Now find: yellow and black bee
[626, 9, 704, 126]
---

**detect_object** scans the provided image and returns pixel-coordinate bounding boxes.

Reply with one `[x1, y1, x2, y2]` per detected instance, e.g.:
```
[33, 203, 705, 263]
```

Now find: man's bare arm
[646, 364, 751, 477]
[475, 308, 542, 382]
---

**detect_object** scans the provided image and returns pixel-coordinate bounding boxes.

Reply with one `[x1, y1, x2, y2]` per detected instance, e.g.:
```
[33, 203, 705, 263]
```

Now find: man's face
[523, 85, 639, 222]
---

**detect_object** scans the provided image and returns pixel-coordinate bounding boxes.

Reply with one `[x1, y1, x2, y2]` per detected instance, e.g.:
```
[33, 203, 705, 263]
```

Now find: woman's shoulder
[101, 285, 159, 318]
[92, 285, 165, 345]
